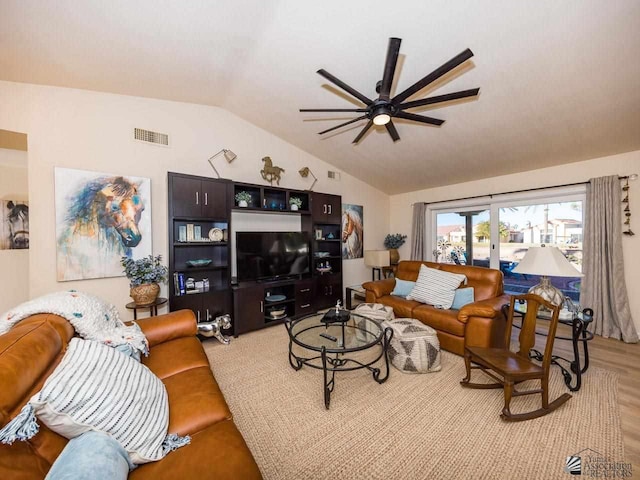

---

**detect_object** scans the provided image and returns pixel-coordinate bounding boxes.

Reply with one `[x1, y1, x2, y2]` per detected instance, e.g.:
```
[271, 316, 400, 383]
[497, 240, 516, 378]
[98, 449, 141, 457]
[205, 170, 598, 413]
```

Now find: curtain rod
[413, 174, 636, 207]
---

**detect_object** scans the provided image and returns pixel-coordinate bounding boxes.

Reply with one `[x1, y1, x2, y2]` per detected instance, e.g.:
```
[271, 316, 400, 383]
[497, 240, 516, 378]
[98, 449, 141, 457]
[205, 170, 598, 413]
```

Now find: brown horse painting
[342, 205, 363, 259]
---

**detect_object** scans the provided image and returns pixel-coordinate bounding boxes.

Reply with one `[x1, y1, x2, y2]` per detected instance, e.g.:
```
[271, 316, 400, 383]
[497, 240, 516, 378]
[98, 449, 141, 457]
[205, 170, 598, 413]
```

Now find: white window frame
[426, 185, 586, 269]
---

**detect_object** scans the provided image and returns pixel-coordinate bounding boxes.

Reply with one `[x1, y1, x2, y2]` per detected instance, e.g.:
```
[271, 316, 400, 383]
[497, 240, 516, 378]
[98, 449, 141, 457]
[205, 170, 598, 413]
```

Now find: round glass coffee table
[284, 310, 393, 409]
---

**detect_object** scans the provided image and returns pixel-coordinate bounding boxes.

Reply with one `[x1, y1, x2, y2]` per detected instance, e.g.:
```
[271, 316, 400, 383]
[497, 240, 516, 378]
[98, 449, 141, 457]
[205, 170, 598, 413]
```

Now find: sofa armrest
[457, 294, 511, 323]
[362, 278, 396, 300]
[134, 309, 197, 348]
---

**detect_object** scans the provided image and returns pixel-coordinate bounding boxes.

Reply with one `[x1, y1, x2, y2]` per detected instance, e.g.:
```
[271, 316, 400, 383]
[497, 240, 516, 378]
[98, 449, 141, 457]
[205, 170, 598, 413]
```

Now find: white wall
[0, 157, 29, 313]
[390, 150, 640, 333]
[0, 81, 390, 319]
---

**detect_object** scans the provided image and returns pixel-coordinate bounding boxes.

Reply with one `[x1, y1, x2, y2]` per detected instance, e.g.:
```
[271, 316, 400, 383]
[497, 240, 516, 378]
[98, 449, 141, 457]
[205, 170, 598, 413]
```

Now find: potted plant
[384, 233, 407, 265]
[121, 254, 168, 305]
[235, 191, 252, 207]
[289, 196, 303, 211]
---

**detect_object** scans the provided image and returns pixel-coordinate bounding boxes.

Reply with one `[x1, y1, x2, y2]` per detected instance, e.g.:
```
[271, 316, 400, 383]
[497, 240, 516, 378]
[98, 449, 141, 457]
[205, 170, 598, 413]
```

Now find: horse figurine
[260, 157, 285, 185]
[342, 207, 363, 259]
[57, 176, 146, 281]
[2, 201, 29, 249]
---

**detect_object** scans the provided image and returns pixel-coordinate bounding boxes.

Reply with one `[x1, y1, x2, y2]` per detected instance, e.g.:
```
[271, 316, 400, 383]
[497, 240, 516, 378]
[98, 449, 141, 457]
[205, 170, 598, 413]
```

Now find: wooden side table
[126, 297, 168, 320]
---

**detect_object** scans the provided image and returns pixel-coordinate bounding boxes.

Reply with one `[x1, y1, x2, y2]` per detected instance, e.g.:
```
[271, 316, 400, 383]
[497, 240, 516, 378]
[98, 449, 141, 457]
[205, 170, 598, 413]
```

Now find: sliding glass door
[496, 200, 583, 301]
[428, 186, 585, 300]
[432, 206, 491, 267]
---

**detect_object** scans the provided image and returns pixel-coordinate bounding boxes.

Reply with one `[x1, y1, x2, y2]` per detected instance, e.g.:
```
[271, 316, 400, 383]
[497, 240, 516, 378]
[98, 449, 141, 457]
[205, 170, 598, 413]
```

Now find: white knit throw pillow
[0, 338, 189, 464]
[406, 265, 467, 309]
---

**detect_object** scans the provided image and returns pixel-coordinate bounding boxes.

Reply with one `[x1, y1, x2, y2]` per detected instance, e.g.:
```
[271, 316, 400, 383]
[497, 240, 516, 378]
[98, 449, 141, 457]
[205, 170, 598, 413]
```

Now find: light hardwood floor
[528, 322, 640, 471]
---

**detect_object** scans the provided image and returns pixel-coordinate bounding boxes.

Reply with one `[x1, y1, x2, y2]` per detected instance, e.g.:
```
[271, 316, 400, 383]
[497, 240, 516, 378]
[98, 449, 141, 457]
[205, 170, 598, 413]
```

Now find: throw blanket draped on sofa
[0, 290, 148, 355]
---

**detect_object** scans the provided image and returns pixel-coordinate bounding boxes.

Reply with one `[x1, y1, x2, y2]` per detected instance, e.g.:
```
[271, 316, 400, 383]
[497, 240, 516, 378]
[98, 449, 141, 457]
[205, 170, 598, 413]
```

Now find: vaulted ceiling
[1, 1, 639, 194]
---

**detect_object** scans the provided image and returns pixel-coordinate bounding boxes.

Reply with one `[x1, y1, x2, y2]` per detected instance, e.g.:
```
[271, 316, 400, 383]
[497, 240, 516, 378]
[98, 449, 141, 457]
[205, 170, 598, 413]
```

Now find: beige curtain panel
[580, 175, 638, 343]
[410, 202, 426, 260]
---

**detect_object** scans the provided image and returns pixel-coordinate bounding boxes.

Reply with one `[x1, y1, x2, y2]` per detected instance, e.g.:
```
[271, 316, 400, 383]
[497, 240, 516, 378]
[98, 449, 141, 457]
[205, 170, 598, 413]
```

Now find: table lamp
[511, 244, 583, 307]
[364, 250, 390, 281]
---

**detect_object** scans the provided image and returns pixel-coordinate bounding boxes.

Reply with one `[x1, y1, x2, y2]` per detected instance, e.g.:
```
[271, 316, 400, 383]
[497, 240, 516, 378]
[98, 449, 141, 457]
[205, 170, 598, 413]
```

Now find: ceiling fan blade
[395, 111, 444, 126]
[317, 69, 373, 105]
[397, 88, 480, 110]
[379, 37, 402, 100]
[300, 108, 368, 113]
[318, 115, 368, 135]
[392, 48, 474, 104]
[385, 120, 400, 142]
[352, 120, 374, 144]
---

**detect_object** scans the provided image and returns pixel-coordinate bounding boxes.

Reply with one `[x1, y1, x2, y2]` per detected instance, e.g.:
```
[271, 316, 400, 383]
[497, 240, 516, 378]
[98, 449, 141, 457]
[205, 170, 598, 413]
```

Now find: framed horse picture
[54, 167, 152, 281]
[0, 200, 29, 250]
[342, 204, 363, 259]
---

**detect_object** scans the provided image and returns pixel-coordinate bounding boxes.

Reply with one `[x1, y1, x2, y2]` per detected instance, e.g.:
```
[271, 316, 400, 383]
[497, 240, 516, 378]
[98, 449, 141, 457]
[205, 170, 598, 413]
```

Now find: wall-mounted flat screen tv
[236, 231, 310, 282]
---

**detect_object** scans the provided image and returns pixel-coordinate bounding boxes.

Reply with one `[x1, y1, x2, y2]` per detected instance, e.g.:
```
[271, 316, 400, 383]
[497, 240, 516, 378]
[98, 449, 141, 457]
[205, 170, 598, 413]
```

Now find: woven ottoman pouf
[354, 303, 395, 322]
[354, 303, 395, 343]
[381, 318, 441, 373]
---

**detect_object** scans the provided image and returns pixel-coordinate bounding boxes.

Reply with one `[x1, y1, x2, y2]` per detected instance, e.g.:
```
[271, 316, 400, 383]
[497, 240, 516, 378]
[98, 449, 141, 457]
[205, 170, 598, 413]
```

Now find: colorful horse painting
[55, 169, 151, 281]
[342, 204, 363, 259]
[0, 200, 29, 250]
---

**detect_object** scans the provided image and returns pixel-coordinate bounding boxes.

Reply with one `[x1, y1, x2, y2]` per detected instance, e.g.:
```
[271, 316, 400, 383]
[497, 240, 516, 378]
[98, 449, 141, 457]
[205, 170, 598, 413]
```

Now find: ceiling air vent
[327, 171, 341, 180]
[134, 128, 169, 147]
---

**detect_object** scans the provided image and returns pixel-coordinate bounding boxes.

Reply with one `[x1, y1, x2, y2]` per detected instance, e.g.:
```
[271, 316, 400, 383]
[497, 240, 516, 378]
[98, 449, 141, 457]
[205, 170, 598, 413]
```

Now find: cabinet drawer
[295, 300, 314, 316]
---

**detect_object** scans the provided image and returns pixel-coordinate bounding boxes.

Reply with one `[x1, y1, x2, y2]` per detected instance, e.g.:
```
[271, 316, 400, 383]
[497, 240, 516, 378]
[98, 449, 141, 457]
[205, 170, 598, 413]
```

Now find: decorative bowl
[186, 259, 213, 267]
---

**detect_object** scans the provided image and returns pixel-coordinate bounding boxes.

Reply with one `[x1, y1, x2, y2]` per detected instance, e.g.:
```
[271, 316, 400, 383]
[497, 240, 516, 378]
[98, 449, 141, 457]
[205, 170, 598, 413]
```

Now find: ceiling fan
[300, 37, 479, 144]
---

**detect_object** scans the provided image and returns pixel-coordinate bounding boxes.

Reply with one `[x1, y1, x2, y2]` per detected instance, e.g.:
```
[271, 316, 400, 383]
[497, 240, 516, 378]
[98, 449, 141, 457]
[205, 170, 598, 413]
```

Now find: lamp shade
[364, 250, 390, 268]
[511, 245, 583, 277]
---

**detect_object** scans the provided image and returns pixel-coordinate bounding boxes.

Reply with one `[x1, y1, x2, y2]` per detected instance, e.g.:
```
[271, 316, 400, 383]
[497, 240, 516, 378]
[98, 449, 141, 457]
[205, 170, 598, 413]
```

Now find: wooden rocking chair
[460, 293, 572, 421]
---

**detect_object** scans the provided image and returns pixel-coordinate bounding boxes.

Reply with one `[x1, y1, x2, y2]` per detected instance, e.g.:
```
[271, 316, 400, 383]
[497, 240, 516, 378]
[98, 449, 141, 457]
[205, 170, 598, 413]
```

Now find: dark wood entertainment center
[167, 172, 342, 336]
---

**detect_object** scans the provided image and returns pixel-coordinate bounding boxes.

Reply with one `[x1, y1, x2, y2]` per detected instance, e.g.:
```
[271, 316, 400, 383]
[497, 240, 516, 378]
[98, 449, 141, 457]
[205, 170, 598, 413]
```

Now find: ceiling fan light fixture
[373, 113, 391, 126]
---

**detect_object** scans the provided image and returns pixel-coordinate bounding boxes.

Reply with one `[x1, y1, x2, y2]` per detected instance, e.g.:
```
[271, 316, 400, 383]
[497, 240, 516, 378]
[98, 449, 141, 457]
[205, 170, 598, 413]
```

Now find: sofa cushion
[413, 305, 465, 336]
[407, 265, 466, 309]
[451, 287, 475, 310]
[162, 366, 232, 436]
[378, 296, 423, 318]
[142, 336, 210, 380]
[129, 420, 263, 480]
[390, 279, 416, 298]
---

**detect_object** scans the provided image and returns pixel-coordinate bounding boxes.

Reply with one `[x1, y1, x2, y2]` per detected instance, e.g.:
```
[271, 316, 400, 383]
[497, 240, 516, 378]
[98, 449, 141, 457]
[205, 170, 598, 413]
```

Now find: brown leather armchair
[0, 310, 262, 480]
[363, 260, 509, 355]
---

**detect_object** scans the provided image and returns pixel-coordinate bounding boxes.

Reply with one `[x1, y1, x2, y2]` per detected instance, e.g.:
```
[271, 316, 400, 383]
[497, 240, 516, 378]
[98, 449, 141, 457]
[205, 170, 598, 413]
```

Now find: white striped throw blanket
[0, 290, 148, 356]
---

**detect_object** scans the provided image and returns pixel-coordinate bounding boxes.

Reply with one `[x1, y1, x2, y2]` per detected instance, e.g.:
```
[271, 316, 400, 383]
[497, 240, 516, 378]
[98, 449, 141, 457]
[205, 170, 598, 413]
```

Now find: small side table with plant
[121, 254, 168, 306]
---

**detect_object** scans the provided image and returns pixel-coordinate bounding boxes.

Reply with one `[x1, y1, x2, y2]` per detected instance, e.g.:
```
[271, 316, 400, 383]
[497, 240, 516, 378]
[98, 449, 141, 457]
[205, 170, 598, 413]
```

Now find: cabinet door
[201, 179, 228, 219]
[315, 274, 342, 310]
[171, 176, 202, 218]
[170, 294, 203, 322]
[311, 193, 329, 221]
[326, 194, 342, 224]
[233, 285, 265, 335]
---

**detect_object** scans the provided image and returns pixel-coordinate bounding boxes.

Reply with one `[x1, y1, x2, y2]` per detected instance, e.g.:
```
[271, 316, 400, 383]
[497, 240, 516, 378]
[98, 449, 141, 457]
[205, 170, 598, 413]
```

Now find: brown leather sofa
[0, 310, 262, 480]
[363, 260, 510, 355]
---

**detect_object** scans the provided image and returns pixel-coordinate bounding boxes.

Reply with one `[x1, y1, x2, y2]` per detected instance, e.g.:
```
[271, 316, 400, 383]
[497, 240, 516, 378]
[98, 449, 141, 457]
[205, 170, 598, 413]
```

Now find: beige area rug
[203, 326, 624, 480]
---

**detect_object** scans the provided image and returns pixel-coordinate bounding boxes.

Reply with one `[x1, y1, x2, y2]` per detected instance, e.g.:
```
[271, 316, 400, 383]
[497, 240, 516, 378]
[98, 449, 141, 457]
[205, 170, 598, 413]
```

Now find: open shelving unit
[167, 172, 233, 326]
